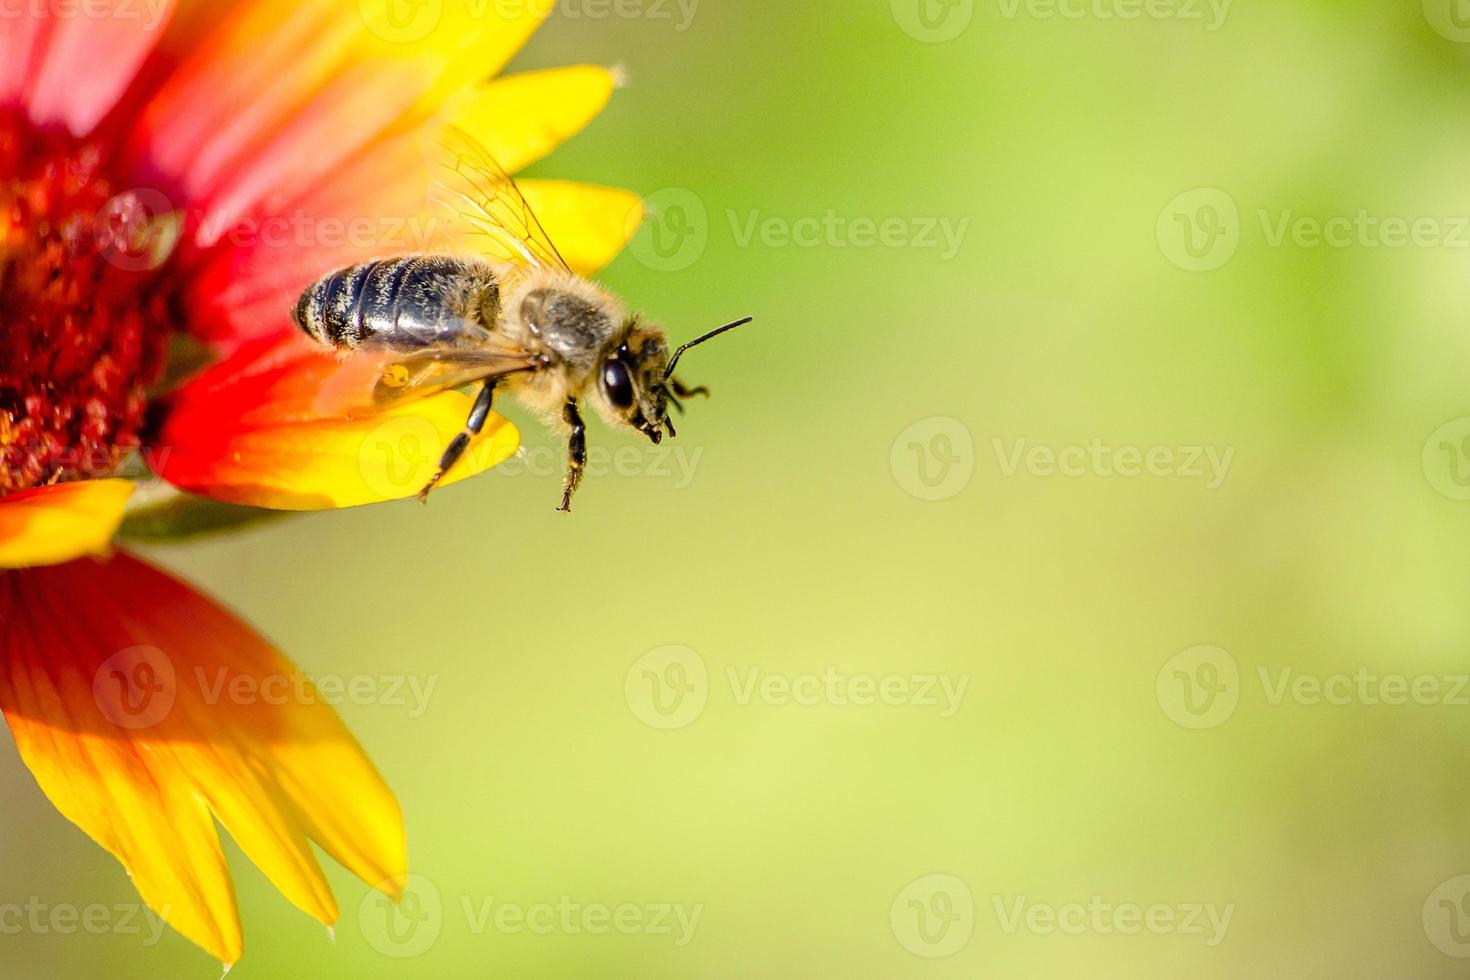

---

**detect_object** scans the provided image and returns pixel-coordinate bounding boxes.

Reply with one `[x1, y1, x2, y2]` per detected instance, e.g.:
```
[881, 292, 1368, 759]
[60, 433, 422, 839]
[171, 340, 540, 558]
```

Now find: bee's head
[593, 318, 673, 444]
[592, 315, 753, 444]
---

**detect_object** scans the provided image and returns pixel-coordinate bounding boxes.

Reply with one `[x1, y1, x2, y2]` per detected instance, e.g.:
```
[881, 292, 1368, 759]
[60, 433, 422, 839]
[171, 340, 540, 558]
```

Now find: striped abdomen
[292, 254, 502, 352]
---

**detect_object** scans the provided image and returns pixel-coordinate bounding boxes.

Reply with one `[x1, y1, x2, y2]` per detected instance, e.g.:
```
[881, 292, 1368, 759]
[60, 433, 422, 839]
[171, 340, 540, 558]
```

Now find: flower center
[0, 110, 180, 497]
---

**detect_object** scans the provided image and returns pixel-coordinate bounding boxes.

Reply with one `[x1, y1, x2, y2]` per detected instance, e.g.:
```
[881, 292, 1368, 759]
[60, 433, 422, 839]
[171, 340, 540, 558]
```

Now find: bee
[292, 127, 751, 512]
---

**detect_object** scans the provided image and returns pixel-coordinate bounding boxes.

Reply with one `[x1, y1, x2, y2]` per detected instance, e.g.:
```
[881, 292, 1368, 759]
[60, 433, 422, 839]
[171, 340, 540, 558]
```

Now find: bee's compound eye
[603, 359, 635, 410]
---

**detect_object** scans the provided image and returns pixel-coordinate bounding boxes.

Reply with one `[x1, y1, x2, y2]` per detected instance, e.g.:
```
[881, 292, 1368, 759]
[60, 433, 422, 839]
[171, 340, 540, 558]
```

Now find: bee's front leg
[559, 398, 587, 513]
[669, 377, 710, 399]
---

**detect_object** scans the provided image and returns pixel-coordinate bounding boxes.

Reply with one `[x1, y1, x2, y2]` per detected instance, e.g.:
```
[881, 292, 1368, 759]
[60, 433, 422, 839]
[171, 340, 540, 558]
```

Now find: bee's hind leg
[417, 379, 497, 502]
[558, 398, 587, 513]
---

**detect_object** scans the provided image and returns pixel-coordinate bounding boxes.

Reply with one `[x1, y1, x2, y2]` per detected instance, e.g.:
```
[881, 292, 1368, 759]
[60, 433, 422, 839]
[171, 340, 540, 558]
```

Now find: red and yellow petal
[0, 480, 134, 570]
[131, 0, 555, 242]
[0, 551, 406, 965]
[26, 0, 179, 136]
[152, 337, 518, 509]
[187, 65, 630, 349]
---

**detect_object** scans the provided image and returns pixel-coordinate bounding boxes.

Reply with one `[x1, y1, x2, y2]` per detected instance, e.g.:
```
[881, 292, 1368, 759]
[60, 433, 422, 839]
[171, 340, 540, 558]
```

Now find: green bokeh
[8, 2, 1470, 977]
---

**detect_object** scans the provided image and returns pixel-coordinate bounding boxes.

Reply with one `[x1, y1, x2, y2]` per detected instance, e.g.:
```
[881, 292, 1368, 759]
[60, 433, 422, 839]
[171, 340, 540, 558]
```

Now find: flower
[0, 0, 641, 964]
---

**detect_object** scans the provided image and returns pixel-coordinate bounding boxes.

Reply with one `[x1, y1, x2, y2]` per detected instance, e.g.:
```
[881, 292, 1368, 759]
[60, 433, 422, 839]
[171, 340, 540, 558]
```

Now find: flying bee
[292, 126, 751, 512]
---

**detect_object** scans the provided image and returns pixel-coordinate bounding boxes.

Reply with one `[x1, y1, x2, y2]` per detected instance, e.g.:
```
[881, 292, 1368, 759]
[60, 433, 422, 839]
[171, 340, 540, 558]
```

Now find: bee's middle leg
[418, 379, 497, 502]
[558, 398, 587, 513]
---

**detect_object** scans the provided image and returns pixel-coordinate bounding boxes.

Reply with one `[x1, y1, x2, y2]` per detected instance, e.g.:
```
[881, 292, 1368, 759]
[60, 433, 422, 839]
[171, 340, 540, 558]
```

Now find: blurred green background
[9, 0, 1470, 976]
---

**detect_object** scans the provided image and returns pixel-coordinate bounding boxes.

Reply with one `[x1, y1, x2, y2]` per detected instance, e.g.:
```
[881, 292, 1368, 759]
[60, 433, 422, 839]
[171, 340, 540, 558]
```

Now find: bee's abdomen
[292, 255, 500, 351]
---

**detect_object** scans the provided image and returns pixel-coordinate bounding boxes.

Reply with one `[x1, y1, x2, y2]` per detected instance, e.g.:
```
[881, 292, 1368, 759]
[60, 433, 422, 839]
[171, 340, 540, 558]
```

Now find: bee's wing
[313, 343, 539, 418]
[429, 126, 573, 273]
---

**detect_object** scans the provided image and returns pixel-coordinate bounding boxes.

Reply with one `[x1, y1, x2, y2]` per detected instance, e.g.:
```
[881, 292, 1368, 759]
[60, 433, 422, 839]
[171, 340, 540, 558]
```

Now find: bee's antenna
[663, 316, 754, 382]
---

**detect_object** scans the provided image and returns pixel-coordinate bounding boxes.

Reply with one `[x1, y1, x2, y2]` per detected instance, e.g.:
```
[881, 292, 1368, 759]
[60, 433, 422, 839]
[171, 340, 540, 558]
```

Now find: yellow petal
[0, 552, 407, 964]
[154, 339, 522, 511]
[519, 180, 645, 275]
[446, 64, 618, 172]
[0, 480, 134, 569]
[161, 396, 519, 511]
